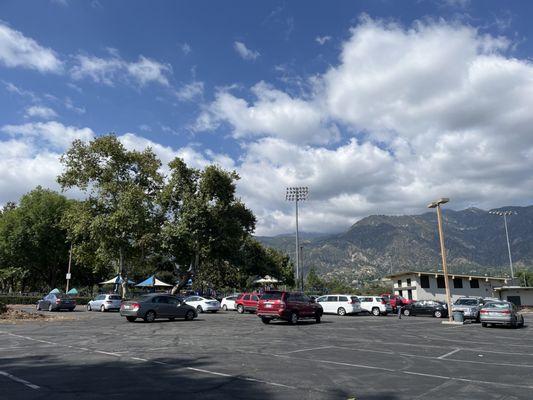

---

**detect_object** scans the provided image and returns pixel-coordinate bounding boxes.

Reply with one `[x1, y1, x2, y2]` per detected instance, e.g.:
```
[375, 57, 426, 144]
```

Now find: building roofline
[385, 271, 507, 281]
[494, 286, 533, 290]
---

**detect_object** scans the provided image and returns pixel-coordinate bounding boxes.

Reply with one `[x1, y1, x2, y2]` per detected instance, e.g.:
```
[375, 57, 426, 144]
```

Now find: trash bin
[453, 310, 464, 323]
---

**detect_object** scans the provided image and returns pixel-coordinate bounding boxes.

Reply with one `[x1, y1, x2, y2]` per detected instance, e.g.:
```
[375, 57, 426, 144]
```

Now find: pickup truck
[381, 294, 414, 312]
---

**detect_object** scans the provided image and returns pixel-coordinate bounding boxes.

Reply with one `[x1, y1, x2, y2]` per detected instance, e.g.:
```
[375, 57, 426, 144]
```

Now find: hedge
[0, 296, 92, 305]
[0, 299, 6, 314]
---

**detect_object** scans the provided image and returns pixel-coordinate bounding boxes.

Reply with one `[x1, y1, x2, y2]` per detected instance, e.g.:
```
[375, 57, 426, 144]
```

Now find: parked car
[357, 296, 391, 316]
[256, 290, 323, 324]
[480, 301, 524, 328]
[381, 293, 414, 312]
[120, 293, 197, 322]
[315, 294, 361, 316]
[452, 297, 484, 321]
[235, 292, 261, 313]
[87, 294, 122, 312]
[36, 293, 76, 312]
[220, 295, 239, 311]
[402, 300, 448, 318]
[183, 296, 221, 313]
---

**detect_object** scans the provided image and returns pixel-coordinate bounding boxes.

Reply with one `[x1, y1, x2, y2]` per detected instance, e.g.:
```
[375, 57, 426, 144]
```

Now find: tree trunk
[171, 252, 198, 294]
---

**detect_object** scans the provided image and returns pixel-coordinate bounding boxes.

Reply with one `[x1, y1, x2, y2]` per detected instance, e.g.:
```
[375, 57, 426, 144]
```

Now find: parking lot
[1, 307, 532, 400]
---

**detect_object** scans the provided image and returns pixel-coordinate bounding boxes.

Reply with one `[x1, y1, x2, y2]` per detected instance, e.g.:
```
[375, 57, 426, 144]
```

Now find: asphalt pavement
[0, 306, 532, 400]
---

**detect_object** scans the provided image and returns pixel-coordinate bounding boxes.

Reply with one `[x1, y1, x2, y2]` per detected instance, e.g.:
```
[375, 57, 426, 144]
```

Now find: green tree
[0, 187, 71, 291]
[160, 159, 256, 292]
[58, 135, 163, 296]
[516, 269, 533, 287]
[305, 266, 325, 293]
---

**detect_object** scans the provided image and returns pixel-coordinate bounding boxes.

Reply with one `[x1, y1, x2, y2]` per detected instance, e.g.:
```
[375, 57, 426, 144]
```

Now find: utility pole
[428, 198, 452, 323]
[286, 187, 309, 290]
[489, 210, 516, 280]
[65, 243, 73, 293]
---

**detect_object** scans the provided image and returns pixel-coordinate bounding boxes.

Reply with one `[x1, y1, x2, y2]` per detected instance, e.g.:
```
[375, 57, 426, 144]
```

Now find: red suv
[381, 293, 414, 312]
[235, 292, 261, 314]
[256, 291, 323, 324]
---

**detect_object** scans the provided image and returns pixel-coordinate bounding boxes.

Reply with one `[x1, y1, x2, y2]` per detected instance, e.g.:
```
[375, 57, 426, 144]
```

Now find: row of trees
[0, 135, 294, 294]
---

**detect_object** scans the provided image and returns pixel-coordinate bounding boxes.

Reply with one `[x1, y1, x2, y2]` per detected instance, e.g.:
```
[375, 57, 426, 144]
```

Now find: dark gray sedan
[37, 293, 76, 311]
[120, 294, 197, 323]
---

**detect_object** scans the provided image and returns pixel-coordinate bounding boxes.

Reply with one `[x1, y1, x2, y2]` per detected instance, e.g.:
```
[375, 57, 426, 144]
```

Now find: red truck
[381, 293, 414, 312]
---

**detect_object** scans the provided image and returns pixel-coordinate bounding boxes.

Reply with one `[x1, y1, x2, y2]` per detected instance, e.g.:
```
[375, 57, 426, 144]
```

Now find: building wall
[393, 274, 504, 302]
[497, 289, 533, 307]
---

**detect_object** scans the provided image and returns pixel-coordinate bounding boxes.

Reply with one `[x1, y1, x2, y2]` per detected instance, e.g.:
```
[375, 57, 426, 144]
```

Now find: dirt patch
[0, 306, 76, 323]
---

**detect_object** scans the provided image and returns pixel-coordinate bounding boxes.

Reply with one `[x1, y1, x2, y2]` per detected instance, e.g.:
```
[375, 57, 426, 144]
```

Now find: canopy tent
[99, 275, 135, 285]
[135, 275, 173, 287]
[253, 275, 279, 284]
[49, 288, 61, 294]
[66, 288, 78, 295]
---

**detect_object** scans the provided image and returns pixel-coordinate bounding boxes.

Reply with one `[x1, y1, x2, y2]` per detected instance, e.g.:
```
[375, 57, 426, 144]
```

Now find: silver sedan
[480, 301, 524, 328]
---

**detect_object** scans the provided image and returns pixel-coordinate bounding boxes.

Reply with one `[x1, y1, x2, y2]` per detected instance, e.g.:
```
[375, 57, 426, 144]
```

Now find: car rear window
[109, 295, 121, 300]
[484, 302, 511, 309]
[339, 296, 348, 302]
[260, 292, 282, 300]
[455, 299, 479, 306]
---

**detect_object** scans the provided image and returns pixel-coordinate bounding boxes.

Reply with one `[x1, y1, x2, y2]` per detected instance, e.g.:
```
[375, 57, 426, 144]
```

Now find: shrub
[0, 299, 7, 314]
[0, 295, 92, 305]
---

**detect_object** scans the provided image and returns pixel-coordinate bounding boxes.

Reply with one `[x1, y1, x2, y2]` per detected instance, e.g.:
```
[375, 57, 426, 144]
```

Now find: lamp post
[300, 245, 304, 291]
[286, 187, 309, 291]
[428, 198, 452, 322]
[65, 243, 73, 293]
[488, 210, 516, 280]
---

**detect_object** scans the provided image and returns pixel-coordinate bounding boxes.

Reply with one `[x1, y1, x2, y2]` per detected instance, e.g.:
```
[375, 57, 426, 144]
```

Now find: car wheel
[48, 304, 53, 312]
[144, 310, 156, 323]
[211, 310, 218, 313]
[261, 317, 271, 324]
[371, 307, 380, 316]
[288, 312, 298, 325]
[100, 305, 106, 312]
[315, 312, 322, 324]
[126, 316, 136, 322]
[481, 322, 487, 327]
[87, 303, 92, 311]
[337, 307, 346, 316]
[222, 305, 228, 311]
[196, 305, 203, 313]
[434, 310, 442, 318]
[185, 310, 195, 321]
[519, 316, 525, 328]
[237, 305, 244, 314]
[403, 309, 410, 316]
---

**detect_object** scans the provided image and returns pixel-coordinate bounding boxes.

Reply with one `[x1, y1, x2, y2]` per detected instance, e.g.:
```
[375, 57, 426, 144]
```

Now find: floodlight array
[489, 210, 516, 217]
[285, 186, 309, 202]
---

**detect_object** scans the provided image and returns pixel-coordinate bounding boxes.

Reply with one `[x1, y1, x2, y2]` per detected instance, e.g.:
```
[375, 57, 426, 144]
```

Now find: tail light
[72, 300, 76, 305]
[106, 301, 112, 304]
[499, 310, 511, 314]
[381, 300, 387, 305]
[480, 310, 488, 314]
[279, 302, 286, 310]
[131, 302, 140, 310]
[56, 299, 61, 304]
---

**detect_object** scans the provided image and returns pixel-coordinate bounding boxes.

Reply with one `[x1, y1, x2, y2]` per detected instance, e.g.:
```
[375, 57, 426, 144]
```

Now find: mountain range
[257, 206, 533, 282]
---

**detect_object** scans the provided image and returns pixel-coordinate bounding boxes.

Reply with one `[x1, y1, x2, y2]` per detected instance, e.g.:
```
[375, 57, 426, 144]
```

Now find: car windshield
[261, 292, 282, 300]
[484, 302, 511, 309]
[455, 299, 478, 306]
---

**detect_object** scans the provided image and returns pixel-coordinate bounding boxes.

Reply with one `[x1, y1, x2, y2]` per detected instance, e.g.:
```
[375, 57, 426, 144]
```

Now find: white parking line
[94, 350, 121, 357]
[285, 346, 335, 354]
[437, 348, 460, 359]
[0, 370, 40, 390]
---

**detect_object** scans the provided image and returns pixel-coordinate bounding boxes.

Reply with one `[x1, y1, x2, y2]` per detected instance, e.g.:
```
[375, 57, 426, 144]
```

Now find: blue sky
[1, 0, 533, 235]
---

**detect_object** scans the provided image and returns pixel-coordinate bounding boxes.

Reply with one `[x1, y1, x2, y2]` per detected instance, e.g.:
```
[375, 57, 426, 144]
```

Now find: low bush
[0, 299, 7, 314]
[0, 295, 92, 305]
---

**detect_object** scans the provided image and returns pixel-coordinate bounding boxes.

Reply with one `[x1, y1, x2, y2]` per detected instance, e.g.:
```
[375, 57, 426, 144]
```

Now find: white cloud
[315, 35, 331, 45]
[175, 81, 204, 101]
[233, 41, 260, 61]
[180, 42, 191, 55]
[0, 22, 63, 73]
[71, 53, 171, 86]
[197, 81, 339, 144]
[25, 105, 58, 119]
[1, 121, 94, 150]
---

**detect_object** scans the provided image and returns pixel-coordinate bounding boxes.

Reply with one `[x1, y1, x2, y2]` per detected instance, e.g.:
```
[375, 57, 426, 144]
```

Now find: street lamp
[489, 210, 516, 280]
[428, 198, 452, 322]
[286, 187, 309, 291]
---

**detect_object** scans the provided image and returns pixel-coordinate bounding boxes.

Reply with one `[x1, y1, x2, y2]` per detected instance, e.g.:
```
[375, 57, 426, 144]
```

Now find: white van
[315, 294, 362, 316]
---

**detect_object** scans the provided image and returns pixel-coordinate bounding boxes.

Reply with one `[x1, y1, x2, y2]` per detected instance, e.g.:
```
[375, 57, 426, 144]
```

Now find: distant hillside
[256, 206, 533, 282]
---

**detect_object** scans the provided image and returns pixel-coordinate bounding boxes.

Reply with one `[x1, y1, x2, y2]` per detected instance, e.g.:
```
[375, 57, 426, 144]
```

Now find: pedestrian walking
[398, 305, 402, 319]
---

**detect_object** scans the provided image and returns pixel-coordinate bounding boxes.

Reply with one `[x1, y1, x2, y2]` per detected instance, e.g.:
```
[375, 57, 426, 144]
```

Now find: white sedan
[221, 295, 239, 311]
[184, 296, 220, 313]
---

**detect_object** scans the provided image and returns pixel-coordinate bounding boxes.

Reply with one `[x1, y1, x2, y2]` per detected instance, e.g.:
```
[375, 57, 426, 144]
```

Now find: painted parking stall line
[0, 370, 40, 390]
[437, 348, 461, 359]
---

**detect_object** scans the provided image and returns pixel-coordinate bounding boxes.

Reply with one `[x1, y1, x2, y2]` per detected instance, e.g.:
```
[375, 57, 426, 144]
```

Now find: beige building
[494, 287, 533, 307]
[386, 271, 508, 302]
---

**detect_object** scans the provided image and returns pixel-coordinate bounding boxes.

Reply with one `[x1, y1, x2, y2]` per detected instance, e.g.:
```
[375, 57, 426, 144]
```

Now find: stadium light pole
[428, 198, 452, 323]
[286, 187, 309, 291]
[489, 210, 516, 280]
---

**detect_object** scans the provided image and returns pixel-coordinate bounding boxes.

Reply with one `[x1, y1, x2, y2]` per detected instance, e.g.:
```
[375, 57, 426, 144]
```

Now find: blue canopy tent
[66, 288, 78, 295]
[135, 275, 173, 289]
[49, 288, 60, 294]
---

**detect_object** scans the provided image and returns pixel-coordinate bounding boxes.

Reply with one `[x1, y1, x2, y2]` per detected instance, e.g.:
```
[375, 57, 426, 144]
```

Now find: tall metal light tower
[489, 210, 516, 280]
[286, 187, 309, 291]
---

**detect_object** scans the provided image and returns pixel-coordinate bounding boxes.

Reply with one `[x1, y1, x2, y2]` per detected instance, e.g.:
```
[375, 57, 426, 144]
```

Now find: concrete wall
[393, 274, 504, 302]
[497, 289, 533, 307]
